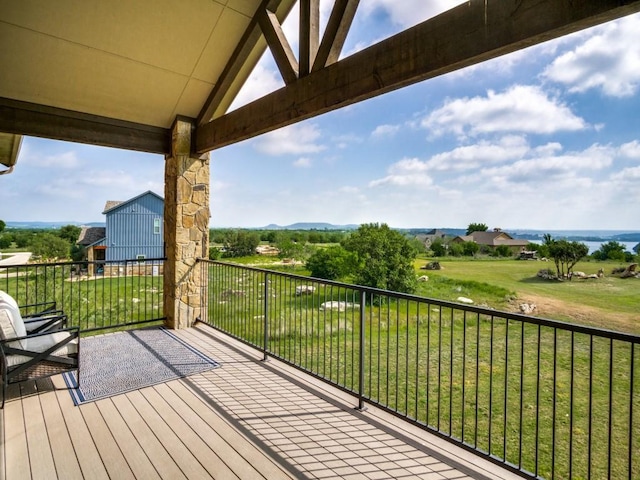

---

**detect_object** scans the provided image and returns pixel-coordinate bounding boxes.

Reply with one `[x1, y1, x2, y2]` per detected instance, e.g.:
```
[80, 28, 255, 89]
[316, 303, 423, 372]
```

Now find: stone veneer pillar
[164, 117, 210, 329]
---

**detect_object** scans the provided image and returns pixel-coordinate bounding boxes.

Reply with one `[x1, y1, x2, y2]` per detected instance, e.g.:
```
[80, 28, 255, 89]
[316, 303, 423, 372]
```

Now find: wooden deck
[1, 324, 520, 480]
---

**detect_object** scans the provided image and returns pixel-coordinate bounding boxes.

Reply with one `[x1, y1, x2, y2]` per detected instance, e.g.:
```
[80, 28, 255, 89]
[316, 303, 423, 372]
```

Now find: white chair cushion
[0, 290, 19, 309]
[5, 331, 78, 367]
[0, 304, 27, 348]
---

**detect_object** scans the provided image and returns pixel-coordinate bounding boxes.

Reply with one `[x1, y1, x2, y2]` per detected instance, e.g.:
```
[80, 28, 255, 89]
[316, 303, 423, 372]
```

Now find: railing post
[263, 272, 269, 361]
[357, 289, 366, 411]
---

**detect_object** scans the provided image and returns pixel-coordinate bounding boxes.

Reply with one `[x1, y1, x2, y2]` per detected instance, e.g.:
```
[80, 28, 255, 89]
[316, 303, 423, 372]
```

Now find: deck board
[96, 397, 163, 479]
[36, 379, 84, 480]
[1, 324, 521, 480]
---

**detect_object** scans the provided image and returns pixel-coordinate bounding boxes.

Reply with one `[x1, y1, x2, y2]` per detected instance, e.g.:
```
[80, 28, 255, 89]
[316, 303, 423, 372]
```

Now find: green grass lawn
[414, 258, 640, 334]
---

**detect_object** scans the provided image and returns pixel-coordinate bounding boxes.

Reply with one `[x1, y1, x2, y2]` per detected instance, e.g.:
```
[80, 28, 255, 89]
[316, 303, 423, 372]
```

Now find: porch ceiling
[0, 0, 292, 128]
[0, 0, 295, 155]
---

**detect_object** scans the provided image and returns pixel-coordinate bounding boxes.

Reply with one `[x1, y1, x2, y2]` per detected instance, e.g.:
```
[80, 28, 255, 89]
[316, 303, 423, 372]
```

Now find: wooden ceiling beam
[299, 0, 320, 77]
[259, 8, 299, 85]
[0, 98, 171, 154]
[197, 0, 297, 126]
[196, 0, 640, 153]
[312, 0, 359, 72]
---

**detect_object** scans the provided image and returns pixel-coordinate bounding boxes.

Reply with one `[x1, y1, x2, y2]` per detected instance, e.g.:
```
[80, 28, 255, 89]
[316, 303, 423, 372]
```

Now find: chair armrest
[24, 314, 68, 333]
[19, 301, 58, 317]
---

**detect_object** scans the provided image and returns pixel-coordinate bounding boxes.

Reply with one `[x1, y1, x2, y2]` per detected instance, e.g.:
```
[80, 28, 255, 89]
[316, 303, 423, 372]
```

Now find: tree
[592, 241, 626, 261]
[276, 239, 305, 262]
[31, 233, 70, 260]
[0, 220, 5, 234]
[58, 224, 81, 244]
[222, 230, 260, 257]
[341, 223, 417, 293]
[462, 241, 479, 256]
[466, 223, 488, 235]
[306, 246, 355, 280]
[547, 239, 589, 278]
[430, 240, 447, 257]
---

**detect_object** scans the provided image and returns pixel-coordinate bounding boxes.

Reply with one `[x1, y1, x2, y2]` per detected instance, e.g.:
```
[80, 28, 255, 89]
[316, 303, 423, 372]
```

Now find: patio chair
[0, 290, 66, 334]
[0, 301, 79, 408]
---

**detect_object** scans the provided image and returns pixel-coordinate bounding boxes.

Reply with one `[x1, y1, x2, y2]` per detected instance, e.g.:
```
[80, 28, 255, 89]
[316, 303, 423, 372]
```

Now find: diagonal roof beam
[197, 0, 297, 126]
[197, 0, 640, 153]
[258, 8, 299, 85]
[299, 0, 320, 77]
[312, 0, 359, 72]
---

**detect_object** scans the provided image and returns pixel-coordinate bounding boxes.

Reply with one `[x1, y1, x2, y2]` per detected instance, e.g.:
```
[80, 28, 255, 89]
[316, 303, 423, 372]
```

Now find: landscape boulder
[456, 296, 473, 304]
[295, 285, 316, 295]
[320, 301, 359, 311]
[519, 303, 536, 315]
[423, 262, 442, 270]
[417, 275, 429, 282]
[619, 263, 638, 279]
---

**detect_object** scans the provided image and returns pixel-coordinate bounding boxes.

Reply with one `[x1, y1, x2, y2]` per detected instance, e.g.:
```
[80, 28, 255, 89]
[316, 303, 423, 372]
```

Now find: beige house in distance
[452, 228, 530, 253]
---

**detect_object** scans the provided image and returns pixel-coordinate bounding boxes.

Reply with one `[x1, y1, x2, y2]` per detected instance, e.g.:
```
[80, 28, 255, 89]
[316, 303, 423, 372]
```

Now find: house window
[137, 254, 146, 263]
[154, 218, 161, 234]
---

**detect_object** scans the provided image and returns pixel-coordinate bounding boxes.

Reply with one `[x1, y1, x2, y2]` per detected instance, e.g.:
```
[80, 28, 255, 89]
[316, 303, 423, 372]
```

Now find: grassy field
[413, 258, 639, 334]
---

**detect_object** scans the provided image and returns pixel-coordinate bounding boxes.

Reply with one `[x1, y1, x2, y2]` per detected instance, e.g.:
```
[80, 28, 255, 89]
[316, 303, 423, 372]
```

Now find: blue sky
[2, 2, 640, 230]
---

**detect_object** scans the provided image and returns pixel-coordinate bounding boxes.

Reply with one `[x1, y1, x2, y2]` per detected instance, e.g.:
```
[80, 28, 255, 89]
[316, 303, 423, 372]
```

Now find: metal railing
[197, 259, 639, 480]
[0, 258, 165, 332]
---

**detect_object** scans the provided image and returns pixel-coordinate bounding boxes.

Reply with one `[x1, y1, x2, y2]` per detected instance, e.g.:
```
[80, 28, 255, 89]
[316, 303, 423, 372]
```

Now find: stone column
[164, 117, 210, 329]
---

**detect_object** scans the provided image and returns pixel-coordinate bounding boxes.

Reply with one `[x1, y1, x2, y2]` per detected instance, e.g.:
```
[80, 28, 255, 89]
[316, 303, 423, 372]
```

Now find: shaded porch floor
[1, 324, 520, 479]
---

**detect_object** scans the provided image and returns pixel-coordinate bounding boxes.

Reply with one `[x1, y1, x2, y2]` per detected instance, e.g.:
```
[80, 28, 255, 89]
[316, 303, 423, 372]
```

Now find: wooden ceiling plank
[312, 0, 359, 72]
[259, 9, 299, 85]
[197, 0, 640, 153]
[299, 0, 320, 77]
[0, 98, 170, 155]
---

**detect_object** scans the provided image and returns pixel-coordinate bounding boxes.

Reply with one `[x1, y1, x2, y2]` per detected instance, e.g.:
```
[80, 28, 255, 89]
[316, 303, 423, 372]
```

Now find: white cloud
[543, 15, 640, 97]
[371, 124, 400, 138]
[478, 143, 614, 185]
[426, 135, 530, 171]
[20, 149, 80, 168]
[293, 157, 312, 168]
[422, 85, 587, 137]
[254, 123, 326, 156]
[369, 157, 433, 188]
[620, 141, 640, 159]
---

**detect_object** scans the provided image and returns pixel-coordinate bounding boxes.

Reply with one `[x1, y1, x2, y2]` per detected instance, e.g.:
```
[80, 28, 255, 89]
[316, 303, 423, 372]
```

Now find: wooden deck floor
[1, 324, 520, 480]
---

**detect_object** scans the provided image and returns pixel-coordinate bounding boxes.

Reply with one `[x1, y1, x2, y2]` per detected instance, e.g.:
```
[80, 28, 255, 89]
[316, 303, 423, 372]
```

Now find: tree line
[0, 223, 83, 260]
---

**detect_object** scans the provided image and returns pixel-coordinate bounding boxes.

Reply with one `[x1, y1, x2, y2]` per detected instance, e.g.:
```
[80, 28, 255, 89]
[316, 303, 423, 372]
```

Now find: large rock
[295, 285, 316, 295]
[320, 301, 359, 311]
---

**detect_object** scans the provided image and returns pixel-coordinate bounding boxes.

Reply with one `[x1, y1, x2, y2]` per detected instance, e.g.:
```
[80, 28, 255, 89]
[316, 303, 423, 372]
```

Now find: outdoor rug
[62, 327, 220, 405]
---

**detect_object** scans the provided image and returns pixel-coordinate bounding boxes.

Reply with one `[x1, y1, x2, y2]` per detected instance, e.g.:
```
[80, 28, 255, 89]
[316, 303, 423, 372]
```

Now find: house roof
[453, 231, 529, 247]
[102, 190, 164, 214]
[77, 226, 106, 246]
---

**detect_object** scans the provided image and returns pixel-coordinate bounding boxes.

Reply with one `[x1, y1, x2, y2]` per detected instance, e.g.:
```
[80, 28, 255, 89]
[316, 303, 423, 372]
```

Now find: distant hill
[5, 221, 105, 229]
[260, 222, 359, 230]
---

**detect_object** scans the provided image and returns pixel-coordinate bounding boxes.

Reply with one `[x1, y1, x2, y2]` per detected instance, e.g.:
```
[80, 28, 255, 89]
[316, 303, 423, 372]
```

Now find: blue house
[78, 191, 164, 274]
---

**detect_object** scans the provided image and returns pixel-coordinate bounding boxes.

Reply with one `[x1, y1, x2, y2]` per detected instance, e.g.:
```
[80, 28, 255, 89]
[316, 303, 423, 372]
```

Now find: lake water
[528, 240, 638, 254]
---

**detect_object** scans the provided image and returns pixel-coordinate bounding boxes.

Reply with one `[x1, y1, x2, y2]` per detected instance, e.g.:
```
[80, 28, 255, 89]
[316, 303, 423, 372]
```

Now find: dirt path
[509, 292, 639, 334]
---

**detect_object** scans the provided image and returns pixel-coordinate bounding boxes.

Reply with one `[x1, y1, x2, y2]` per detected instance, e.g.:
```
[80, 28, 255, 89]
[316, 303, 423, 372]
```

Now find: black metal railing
[0, 258, 165, 332]
[197, 259, 639, 480]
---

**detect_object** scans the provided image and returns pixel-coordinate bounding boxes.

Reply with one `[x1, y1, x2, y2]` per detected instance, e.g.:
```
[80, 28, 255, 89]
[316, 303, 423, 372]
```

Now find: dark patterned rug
[62, 327, 220, 405]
